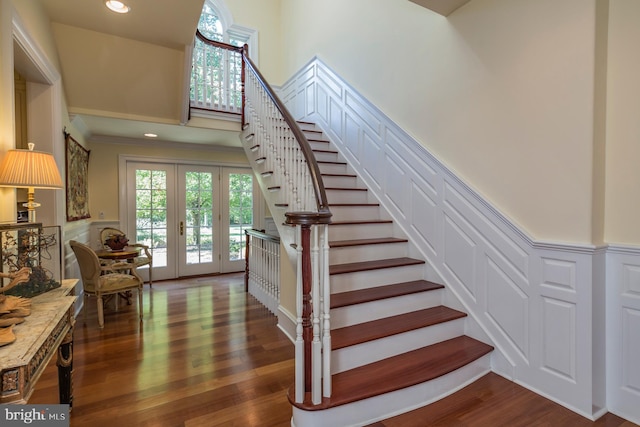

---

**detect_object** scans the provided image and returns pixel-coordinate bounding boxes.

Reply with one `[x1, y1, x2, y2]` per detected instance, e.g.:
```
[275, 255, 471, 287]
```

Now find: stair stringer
[279, 57, 603, 419]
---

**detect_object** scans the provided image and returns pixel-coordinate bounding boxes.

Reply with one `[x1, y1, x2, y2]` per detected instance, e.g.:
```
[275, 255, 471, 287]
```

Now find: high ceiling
[35, 0, 242, 148]
[39, 0, 205, 50]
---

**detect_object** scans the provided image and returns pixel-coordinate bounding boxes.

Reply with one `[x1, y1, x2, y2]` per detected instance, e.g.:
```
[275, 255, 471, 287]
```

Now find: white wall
[605, 0, 640, 245]
[225, 0, 284, 83]
[280, 0, 600, 245]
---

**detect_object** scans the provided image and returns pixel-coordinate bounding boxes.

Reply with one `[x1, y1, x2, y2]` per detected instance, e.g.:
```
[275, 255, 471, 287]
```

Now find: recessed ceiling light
[105, 1, 130, 14]
[144, 133, 158, 138]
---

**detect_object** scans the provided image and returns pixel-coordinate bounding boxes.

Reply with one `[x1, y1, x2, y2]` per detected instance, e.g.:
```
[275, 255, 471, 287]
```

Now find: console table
[0, 279, 77, 405]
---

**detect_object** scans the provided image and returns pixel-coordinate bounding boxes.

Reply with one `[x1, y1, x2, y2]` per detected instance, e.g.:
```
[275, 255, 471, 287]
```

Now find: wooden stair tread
[312, 149, 338, 154]
[329, 237, 407, 248]
[332, 306, 466, 350]
[331, 280, 444, 309]
[328, 203, 379, 207]
[329, 219, 393, 226]
[290, 336, 493, 410]
[325, 187, 367, 191]
[330, 257, 424, 275]
[318, 160, 347, 165]
[322, 173, 357, 178]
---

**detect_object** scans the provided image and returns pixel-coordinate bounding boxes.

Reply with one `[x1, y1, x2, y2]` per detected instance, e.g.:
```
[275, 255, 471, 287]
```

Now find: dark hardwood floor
[29, 273, 634, 427]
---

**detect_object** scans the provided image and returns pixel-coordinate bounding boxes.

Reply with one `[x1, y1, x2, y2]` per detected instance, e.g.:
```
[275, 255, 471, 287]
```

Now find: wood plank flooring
[29, 273, 294, 427]
[28, 273, 634, 426]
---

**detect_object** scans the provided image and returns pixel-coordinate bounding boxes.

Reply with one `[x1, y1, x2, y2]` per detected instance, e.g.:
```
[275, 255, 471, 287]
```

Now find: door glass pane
[228, 173, 253, 261]
[136, 169, 167, 267]
[185, 171, 213, 265]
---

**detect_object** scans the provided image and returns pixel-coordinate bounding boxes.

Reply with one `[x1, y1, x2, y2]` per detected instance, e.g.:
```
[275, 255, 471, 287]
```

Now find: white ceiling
[35, 0, 242, 148]
[39, 0, 205, 50]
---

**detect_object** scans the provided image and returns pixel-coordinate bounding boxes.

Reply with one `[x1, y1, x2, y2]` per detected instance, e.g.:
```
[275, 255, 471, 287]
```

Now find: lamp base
[21, 188, 40, 223]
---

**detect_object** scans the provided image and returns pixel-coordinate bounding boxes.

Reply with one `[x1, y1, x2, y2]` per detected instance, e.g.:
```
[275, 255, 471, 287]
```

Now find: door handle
[180, 221, 184, 236]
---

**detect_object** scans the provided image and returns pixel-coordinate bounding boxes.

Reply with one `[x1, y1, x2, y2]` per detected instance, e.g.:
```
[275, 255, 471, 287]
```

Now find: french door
[124, 161, 258, 280]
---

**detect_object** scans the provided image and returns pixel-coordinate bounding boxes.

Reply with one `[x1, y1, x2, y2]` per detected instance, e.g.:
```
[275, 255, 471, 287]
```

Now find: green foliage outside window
[135, 169, 168, 251]
[191, 2, 245, 110]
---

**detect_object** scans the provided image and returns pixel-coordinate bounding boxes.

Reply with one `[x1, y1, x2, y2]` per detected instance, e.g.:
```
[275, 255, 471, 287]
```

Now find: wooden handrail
[195, 30, 331, 222]
[241, 57, 331, 220]
[195, 29, 242, 52]
[245, 228, 280, 244]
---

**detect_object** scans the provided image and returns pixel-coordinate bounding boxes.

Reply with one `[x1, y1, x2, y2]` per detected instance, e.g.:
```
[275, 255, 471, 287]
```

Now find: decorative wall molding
[63, 220, 92, 318]
[606, 245, 640, 423]
[279, 57, 639, 423]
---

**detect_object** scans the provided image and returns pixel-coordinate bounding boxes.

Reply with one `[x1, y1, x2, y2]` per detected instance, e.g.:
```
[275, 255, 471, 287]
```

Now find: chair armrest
[129, 243, 152, 259]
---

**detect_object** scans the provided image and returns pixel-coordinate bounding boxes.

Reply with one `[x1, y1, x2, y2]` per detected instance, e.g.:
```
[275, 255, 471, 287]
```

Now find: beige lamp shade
[0, 143, 63, 223]
[0, 143, 63, 190]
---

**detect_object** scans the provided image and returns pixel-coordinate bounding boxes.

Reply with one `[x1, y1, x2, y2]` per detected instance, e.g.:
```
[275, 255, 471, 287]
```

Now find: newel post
[286, 211, 332, 403]
[300, 223, 313, 393]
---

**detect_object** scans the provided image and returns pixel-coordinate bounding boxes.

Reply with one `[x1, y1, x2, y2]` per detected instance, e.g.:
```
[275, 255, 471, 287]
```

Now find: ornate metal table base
[0, 280, 77, 406]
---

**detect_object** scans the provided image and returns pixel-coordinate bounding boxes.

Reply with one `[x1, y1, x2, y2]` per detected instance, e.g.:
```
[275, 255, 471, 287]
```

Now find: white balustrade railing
[245, 229, 280, 315]
[243, 72, 317, 212]
[195, 30, 334, 406]
[191, 32, 243, 113]
[242, 51, 333, 406]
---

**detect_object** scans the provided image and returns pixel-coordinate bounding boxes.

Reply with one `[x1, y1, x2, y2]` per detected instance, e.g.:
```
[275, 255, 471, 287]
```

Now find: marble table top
[0, 279, 77, 369]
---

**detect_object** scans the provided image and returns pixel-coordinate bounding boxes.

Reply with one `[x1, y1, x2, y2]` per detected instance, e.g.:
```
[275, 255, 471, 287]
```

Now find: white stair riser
[322, 175, 359, 188]
[330, 264, 425, 293]
[318, 162, 349, 174]
[331, 288, 443, 328]
[291, 355, 492, 427]
[329, 205, 382, 221]
[299, 124, 319, 132]
[329, 242, 408, 264]
[328, 223, 395, 240]
[326, 189, 370, 204]
[332, 319, 465, 373]
[309, 140, 331, 151]
[313, 151, 340, 162]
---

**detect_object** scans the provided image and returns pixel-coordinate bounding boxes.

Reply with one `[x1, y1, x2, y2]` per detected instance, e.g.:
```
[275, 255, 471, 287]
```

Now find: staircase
[244, 121, 494, 426]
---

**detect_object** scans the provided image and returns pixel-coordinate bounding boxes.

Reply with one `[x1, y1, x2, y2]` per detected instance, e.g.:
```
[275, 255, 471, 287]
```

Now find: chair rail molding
[278, 56, 640, 423]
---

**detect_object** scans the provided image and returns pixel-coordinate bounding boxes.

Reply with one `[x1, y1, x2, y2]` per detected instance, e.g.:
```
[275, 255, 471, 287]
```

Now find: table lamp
[0, 143, 63, 223]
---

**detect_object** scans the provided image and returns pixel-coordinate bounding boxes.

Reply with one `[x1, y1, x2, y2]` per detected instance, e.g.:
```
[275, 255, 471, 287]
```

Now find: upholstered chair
[70, 240, 144, 328]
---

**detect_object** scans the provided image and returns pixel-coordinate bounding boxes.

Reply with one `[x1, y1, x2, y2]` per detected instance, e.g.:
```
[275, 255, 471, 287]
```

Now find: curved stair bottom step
[290, 353, 492, 427]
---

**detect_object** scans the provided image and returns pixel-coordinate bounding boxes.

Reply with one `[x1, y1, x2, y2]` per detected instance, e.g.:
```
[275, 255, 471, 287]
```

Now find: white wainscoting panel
[278, 57, 629, 420]
[607, 247, 640, 424]
[64, 219, 92, 316]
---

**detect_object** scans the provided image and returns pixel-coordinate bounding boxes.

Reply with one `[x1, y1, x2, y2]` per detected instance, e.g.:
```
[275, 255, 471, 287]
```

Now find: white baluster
[311, 225, 322, 404]
[321, 225, 332, 397]
[294, 225, 305, 403]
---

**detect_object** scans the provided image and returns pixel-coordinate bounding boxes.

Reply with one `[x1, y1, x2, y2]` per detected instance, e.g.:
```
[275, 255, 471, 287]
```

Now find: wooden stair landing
[289, 336, 494, 410]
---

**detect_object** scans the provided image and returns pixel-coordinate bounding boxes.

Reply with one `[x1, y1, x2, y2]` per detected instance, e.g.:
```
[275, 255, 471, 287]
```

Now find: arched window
[190, 0, 257, 115]
[198, 3, 224, 42]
